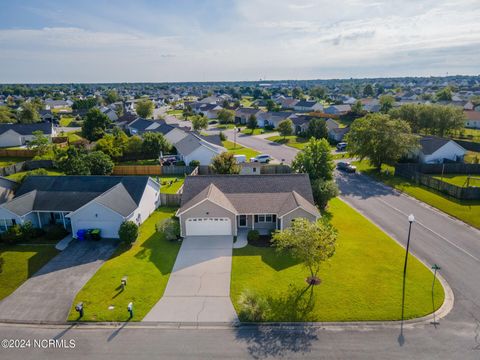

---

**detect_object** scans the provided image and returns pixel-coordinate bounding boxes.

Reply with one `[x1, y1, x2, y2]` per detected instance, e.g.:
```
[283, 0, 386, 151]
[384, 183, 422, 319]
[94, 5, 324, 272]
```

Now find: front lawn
[223, 140, 261, 159]
[0, 245, 59, 301]
[353, 160, 480, 229]
[241, 128, 273, 136]
[231, 198, 444, 321]
[67, 207, 180, 321]
[266, 135, 308, 150]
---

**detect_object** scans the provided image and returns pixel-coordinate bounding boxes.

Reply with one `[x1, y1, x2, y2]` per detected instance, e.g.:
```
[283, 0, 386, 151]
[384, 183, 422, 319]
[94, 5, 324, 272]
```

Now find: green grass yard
[241, 128, 273, 136]
[157, 175, 185, 194]
[6, 169, 64, 182]
[0, 157, 29, 167]
[67, 207, 180, 321]
[59, 116, 76, 127]
[231, 198, 444, 322]
[353, 160, 480, 229]
[432, 174, 480, 187]
[0, 245, 59, 301]
[266, 135, 308, 150]
[223, 140, 261, 159]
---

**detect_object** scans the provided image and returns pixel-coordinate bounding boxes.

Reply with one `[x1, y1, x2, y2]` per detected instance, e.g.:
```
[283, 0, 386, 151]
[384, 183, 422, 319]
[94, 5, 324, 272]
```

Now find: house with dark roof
[174, 133, 225, 165]
[127, 118, 174, 137]
[176, 174, 320, 237]
[324, 104, 351, 115]
[234, 108, 264, 125]
[0, 122, 55, 148]
[417, 136, 466, 164]
[257, 111, 295, 128]
[0, 176, 160, 238]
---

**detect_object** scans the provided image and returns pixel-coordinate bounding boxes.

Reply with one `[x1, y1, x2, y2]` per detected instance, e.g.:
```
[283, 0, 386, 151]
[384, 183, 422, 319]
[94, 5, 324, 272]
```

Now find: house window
[255, 214, 275, 223]
[239, 215, 247, 227]
[252, 167, 257, 173]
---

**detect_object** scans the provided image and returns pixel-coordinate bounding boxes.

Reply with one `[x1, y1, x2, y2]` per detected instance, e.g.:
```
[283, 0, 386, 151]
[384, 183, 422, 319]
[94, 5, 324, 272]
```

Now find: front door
[238, 215, 247, 227]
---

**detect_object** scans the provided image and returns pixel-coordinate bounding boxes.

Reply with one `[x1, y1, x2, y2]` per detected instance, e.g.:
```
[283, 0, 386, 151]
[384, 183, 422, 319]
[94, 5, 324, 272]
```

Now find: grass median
[231, 198, 444, 322]
[67, 207, 180, 321]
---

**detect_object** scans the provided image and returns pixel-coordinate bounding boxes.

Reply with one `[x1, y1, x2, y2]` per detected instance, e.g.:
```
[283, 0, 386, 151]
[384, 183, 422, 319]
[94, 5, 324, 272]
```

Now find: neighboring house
[325, 118, 349, 142]
[278, 98, 299, 110]
[234, 108, 264, 125]
[0, 177, 18, 205]
[0, 123, 55, 148]
[417, 136, 466, 164]
[44, 99, 72, 109]
[196, 103, 223, 119]
[324, 104, 351, 115]
[127, 118, 174, 137]
[239, 162, 262, 175]
[257, 111, 295, 128]
[39, 110, 54, 122]
[115, 112, 138, 128]
[293, 100, 323, 113]
[464, 111, 480, 129]
[176, 174, 320, 237]
[291, 115, 313, 134]
[100, 106, 119, 122]
[0, 176, 161, 238]
[164, 127, 189, 145]
[360, 98, 381, 113]
[175, 133, 225, 165]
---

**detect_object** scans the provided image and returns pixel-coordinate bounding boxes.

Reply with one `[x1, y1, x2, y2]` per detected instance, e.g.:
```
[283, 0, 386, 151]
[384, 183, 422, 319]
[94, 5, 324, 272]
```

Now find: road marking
[375, 197, 480, 263]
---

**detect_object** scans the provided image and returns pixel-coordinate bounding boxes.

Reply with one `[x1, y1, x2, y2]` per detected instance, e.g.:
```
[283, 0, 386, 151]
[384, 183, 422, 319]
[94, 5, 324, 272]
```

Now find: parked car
[251, 154, 272, 163]
[234, 154, 247, 163]
[336, 142, 347, 151]
[337, 161, 356, 173]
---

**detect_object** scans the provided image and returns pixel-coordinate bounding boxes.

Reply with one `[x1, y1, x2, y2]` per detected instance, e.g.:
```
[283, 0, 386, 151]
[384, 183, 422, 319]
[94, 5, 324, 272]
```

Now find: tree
[155, 218, 180, 241]
[436, 87, 453, 101]
[118, 221, 138, 244]
[124, 135, 143, 158]
[247, 114, 257, 133]
[81, 108, 111, 141]
[105, 90, 119, 104]
[363, 84, 374, 97]
[183, 104, 193, 120]
[56, 146, 91, 175]
[272, 218, 337, 285]
[379, 95, 395, 113]
[191, 115, 209, 131]
[95, 130, 128, 159]
[135, 98, 154, 118]
[346, 113, 418, 169]
[292, 138, 335, 181]
[26, 130, 50, 155]
[351, 100, 365, 116]
[277, 119, 293, 139]
[210, 152, 241, 174]
[87, 151, 114, 175]
[17, 102, 40, 124]
[0, 106, 15, 123]
[309, 86, 326, 99]
[292, 87, 303, 99]
[311, 179, 339, 209]
[266, 99, 275, 111]
[306, 118, 327, 140]
[217, 109, 235, 124]
[142, 132, 171, 158]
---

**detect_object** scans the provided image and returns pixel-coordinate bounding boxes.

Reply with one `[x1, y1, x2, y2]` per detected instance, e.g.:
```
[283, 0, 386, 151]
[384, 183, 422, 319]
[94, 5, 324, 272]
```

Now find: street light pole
[431, 264, 441, 326]
[400, 214, 415, 342]
[233, 126, 237, 150]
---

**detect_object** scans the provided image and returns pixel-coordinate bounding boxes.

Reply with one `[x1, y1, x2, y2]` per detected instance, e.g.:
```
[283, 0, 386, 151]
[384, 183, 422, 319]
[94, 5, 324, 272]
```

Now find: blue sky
[0, 0, 479, 83]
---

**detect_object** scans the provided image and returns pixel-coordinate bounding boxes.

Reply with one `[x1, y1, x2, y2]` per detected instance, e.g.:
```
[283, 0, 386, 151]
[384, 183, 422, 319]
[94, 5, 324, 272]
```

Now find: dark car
[337, 161, 356, 173]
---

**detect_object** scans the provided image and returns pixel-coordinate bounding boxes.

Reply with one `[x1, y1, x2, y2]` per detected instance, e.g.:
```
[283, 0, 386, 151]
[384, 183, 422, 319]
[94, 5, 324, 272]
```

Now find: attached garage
[185, 217, 232, 236]
[73, 220, 122, 239]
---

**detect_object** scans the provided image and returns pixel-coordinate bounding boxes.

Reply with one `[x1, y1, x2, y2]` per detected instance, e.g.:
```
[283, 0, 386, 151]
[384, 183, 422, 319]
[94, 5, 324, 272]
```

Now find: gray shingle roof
[178, 174, 319, 217]
[0, 122, 53, 136]
[4, 176, 150, 216]
[420, 136, 461, 155]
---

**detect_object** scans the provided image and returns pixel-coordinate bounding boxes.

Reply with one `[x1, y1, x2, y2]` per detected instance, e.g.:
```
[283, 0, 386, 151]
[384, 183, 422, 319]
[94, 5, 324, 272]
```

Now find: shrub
[219, 131, 227, 141]
[312, 179, 339, 209]
[15, 168, 49, 183]
[156, 218, 180, 241]
[264, 124, 275, 131]
[247, 230, 260, 242]
[118, 221, 138, 244]
[238, 290, 270, 322]
[1, 225, 23, 245]
[176, 160, 186, 166]
[44, 224, 68, 241]
[189, 160, 200, 167]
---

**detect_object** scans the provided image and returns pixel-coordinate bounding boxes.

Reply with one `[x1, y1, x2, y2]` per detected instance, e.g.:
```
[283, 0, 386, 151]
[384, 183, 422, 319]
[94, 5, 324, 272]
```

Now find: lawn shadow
[234, 245, 302, 271]
[266, 284, 317, 322]
[235, 325, 318, 359]
[134, 231, 179, 276]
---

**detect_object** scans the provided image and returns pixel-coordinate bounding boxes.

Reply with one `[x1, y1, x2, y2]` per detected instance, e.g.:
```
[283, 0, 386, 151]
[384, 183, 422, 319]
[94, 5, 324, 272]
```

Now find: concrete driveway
[144, 236, 238, 323]
[0, 239, 117, 322]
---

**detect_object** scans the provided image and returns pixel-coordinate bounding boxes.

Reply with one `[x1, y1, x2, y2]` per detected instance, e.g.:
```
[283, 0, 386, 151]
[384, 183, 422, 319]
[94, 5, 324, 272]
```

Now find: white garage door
[185, 217, 232, 236]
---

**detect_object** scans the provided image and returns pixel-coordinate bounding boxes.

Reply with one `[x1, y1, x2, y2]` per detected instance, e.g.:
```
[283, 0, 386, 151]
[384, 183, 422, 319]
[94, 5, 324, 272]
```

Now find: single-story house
[325, 119, 349, 142]
[39, 110, 54, 122]
[324, 104, 351, 115]
[293, 100, 323, 113]
[257, 111, 295, 128]
[100, 106, 119, 122]
[115, 112, 138, 128]
[44, 99, 72, 110]
[0, 123, 55, 148]
[234, 108, 264, 125]
[176, 174, 320, 237]
[193, 103, 223, 119]
[0, 176, 160, 238]
[464, 111, 480, 129]
[291, 115, 313, 134]
[278, 98, 299, 110]
[164, 127, 189, 144]
[175, 133, 225, 165]
[127, 118, 174, 137]
[417, 136, 466, 164]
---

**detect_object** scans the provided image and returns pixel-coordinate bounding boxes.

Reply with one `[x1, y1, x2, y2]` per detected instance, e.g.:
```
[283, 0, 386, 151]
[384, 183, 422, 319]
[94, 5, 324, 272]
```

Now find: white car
[234, 154, 247, 163]
[250, 154, 272, 163]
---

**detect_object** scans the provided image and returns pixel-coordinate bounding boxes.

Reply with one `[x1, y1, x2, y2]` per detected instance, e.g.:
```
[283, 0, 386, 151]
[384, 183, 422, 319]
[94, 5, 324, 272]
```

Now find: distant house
[360, 98, 381, 113]
[192, 103, 223, 119]
[0, 123, 55, 148]
[100, 106, 118, 122]
[417, 136, 466, 164]
[293, 100, 323, 113]
[291, 115, 313, 134]
[234, 108, 264, 125]
[324, 105, 351, 115]
[464, 111, 480, 129]
[115, 112, 138, 128]
[39, 110, 54, 122]
[44, 99, 72, 110]
[257, 111, 295, 128]
[279, 98, 299, 110]
[0, 176, 160, 238]
[174, 133, 225, 165]
[325, 119, 349, 142]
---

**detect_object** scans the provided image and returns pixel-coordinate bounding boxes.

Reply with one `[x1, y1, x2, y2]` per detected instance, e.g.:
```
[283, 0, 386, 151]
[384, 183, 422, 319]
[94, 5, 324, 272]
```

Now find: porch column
[62, 212, 67, 230]
[252, 214, 254, 230]
[37, 212, 42, 228]
[3, 218, 7, 232]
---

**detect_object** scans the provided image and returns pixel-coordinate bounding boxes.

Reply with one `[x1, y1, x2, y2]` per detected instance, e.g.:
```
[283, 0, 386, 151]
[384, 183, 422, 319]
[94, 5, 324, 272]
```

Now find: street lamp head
[408, 214, 415, 223]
